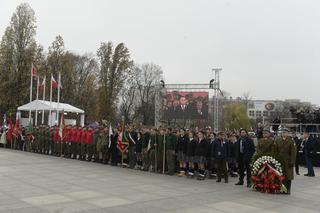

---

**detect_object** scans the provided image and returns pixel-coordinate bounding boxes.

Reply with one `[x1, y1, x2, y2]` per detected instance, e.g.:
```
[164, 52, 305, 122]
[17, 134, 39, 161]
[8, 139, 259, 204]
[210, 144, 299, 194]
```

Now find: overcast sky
[1, 0, 319, 105]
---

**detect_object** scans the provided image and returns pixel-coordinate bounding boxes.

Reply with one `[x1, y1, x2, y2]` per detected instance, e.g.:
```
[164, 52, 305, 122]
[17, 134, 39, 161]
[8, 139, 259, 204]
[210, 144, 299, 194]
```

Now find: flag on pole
[108, 124, 113, 148]
[38, 76, 46, 91]
[117, 126, 129, 152]
[12, 112, 21, 138]
[59, 112, 65, 140]
[51, 75, 59, 89]
[31, 64, 37, 77]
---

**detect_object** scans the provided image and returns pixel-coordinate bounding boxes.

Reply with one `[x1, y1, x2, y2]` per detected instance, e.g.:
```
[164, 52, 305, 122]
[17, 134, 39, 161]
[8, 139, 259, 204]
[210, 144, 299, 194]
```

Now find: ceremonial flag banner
[117, 126, 129, 153]
[59, 113, 65, 140]
[108, 124, 113, 148]
[12, 112, 21, 138]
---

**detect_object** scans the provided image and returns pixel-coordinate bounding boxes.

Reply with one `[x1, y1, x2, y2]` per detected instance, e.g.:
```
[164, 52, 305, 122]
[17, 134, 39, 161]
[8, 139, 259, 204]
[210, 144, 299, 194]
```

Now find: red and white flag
[51, 76, 58, 89]
[31, 65, 37, 77]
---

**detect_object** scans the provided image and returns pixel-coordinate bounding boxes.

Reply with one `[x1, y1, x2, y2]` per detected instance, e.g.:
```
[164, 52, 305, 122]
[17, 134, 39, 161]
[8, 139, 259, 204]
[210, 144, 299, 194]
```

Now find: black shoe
[247, 183, 252, 188]
[225, 179, 228, 183]
[216, 179, 221, 183]
[296, 173, 300, 175]
[304, 174, 309, 176]
[309, 174, 315, 177]
[235, 182, 244, 185]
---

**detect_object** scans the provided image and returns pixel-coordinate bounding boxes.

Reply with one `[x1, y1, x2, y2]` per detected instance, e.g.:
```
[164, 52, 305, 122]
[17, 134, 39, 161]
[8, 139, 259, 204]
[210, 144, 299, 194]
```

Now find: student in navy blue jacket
[194, 131, 207, 179]
[235, 129, 255, 187]
[212, 132, 229, 183]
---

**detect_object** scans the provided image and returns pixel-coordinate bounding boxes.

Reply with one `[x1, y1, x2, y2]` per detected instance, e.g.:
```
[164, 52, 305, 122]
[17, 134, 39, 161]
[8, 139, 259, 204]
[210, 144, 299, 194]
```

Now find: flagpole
[49, 74, 53, 126]
[41, 76, 46, 124]
[57, 72, 61, 125]
[35, 76, 39, 126]
[29, 64, 33, 121]
[163, 134, 166, 174]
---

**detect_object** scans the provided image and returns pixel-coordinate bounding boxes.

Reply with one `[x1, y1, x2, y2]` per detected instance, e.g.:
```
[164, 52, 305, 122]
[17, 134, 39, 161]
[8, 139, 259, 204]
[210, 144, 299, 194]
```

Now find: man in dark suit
[192, 100, 208, 119]
[176, 96, 191, 120]
[302, 132, 315, 177]
[235, 129, 256, 187]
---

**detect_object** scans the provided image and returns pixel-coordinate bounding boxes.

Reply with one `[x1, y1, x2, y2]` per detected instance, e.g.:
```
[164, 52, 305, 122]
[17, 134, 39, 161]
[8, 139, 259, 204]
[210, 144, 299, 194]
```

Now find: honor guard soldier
[276, 128, 296, 194]
[256, 129, 278, 157]
[127, 126, 138, 169]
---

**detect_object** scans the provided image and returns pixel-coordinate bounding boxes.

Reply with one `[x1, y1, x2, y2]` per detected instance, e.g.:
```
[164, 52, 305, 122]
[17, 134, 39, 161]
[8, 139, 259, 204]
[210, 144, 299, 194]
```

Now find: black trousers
[238, 157, 251, 183]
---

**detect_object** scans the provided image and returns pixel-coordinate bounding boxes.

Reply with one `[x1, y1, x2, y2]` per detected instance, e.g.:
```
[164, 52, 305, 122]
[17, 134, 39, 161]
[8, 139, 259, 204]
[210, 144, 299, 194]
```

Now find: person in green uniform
[149, 128, 158, 172]
[141, 127, 151, 171]
[165, 128, 177, 175]
[256, 129, 278, 157]
[33, 126, 39, 153]
[100, 128, 109, 164]
[276, 128, 296, 194]
[44, 126, 50, 155]
[156, 128, 166, 173]
[91, 128, 99, 162]
[49, 127, 55, 155]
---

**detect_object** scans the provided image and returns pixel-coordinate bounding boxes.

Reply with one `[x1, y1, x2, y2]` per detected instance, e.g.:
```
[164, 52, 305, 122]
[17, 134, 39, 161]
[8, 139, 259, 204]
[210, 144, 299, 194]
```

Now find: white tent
[18, 100, 84, 113]
[17, 100, 85, 126]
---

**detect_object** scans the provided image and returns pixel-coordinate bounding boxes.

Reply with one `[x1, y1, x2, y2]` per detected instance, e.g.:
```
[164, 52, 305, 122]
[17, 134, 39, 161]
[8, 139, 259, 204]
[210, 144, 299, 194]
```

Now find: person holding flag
[12, 111, 21, 150]
[116, 124, 129, 166]
[127, 125, 138, 169]
[59, 112, 66, 157]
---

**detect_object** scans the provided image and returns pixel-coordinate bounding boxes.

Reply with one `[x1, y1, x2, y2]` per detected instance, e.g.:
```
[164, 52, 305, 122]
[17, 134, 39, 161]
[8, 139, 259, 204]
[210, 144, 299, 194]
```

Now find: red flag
[51, 76, 58, 89]
[7, 116, 13, 141]
[12, 112, 21, 138]
[31, 65, 37, 77]
[38, 76, 46, 91]
[117, 126, 129, 152]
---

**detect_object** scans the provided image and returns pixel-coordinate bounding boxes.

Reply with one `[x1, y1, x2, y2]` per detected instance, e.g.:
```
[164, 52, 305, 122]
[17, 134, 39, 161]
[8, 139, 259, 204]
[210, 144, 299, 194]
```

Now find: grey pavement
[0, 149, 319, 213]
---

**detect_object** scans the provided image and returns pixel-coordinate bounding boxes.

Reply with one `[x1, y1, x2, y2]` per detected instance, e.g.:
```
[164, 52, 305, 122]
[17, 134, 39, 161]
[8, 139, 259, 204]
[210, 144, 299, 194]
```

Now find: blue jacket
[212, 139, 229, 159]
[235, 136, 255, 162]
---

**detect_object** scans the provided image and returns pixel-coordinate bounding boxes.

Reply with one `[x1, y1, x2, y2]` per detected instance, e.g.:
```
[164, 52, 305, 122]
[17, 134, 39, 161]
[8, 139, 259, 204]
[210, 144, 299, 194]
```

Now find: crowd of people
[0, 124, 317, 195]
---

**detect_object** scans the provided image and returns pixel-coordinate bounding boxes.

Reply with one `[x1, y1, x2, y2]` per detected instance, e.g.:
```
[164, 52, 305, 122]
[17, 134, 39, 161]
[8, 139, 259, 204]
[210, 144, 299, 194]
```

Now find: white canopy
[17, 100, 84, 114]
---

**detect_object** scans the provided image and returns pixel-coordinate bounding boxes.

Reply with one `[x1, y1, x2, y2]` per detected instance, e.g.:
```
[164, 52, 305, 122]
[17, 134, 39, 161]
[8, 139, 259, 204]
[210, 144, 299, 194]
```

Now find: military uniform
[256, 138, 278, 157]
[141, 130, 151, 171]
[165, 131, 177, 175]
[128, 130, 138, 169]
[276, 136, 296, 193]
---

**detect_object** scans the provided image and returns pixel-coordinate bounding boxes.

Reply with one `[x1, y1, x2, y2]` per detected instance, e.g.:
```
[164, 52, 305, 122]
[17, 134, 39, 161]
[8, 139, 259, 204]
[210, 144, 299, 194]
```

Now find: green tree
[222, 103, 251, 131]
[0, 3, 37, 112]
[97, 42, 133, 121]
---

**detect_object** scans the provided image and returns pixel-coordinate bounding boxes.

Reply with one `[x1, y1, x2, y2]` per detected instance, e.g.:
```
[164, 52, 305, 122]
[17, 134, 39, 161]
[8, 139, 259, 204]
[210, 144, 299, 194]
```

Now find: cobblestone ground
[0, 149, 319, 213]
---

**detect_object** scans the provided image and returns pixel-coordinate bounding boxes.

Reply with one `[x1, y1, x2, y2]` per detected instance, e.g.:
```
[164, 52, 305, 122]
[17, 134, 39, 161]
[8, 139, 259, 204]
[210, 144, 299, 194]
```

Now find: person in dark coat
[177, 129, 188, 177]
[212, 132, 229, 183]
[302, 132, 315, 177]
[228, 133, 238, 177]
[186, 131, 197, 176]
[235, 129, 255, 187]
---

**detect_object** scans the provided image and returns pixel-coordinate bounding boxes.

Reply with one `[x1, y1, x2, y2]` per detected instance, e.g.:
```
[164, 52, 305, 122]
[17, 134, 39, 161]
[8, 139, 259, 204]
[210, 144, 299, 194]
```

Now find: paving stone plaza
[0, 149, 319, 213]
